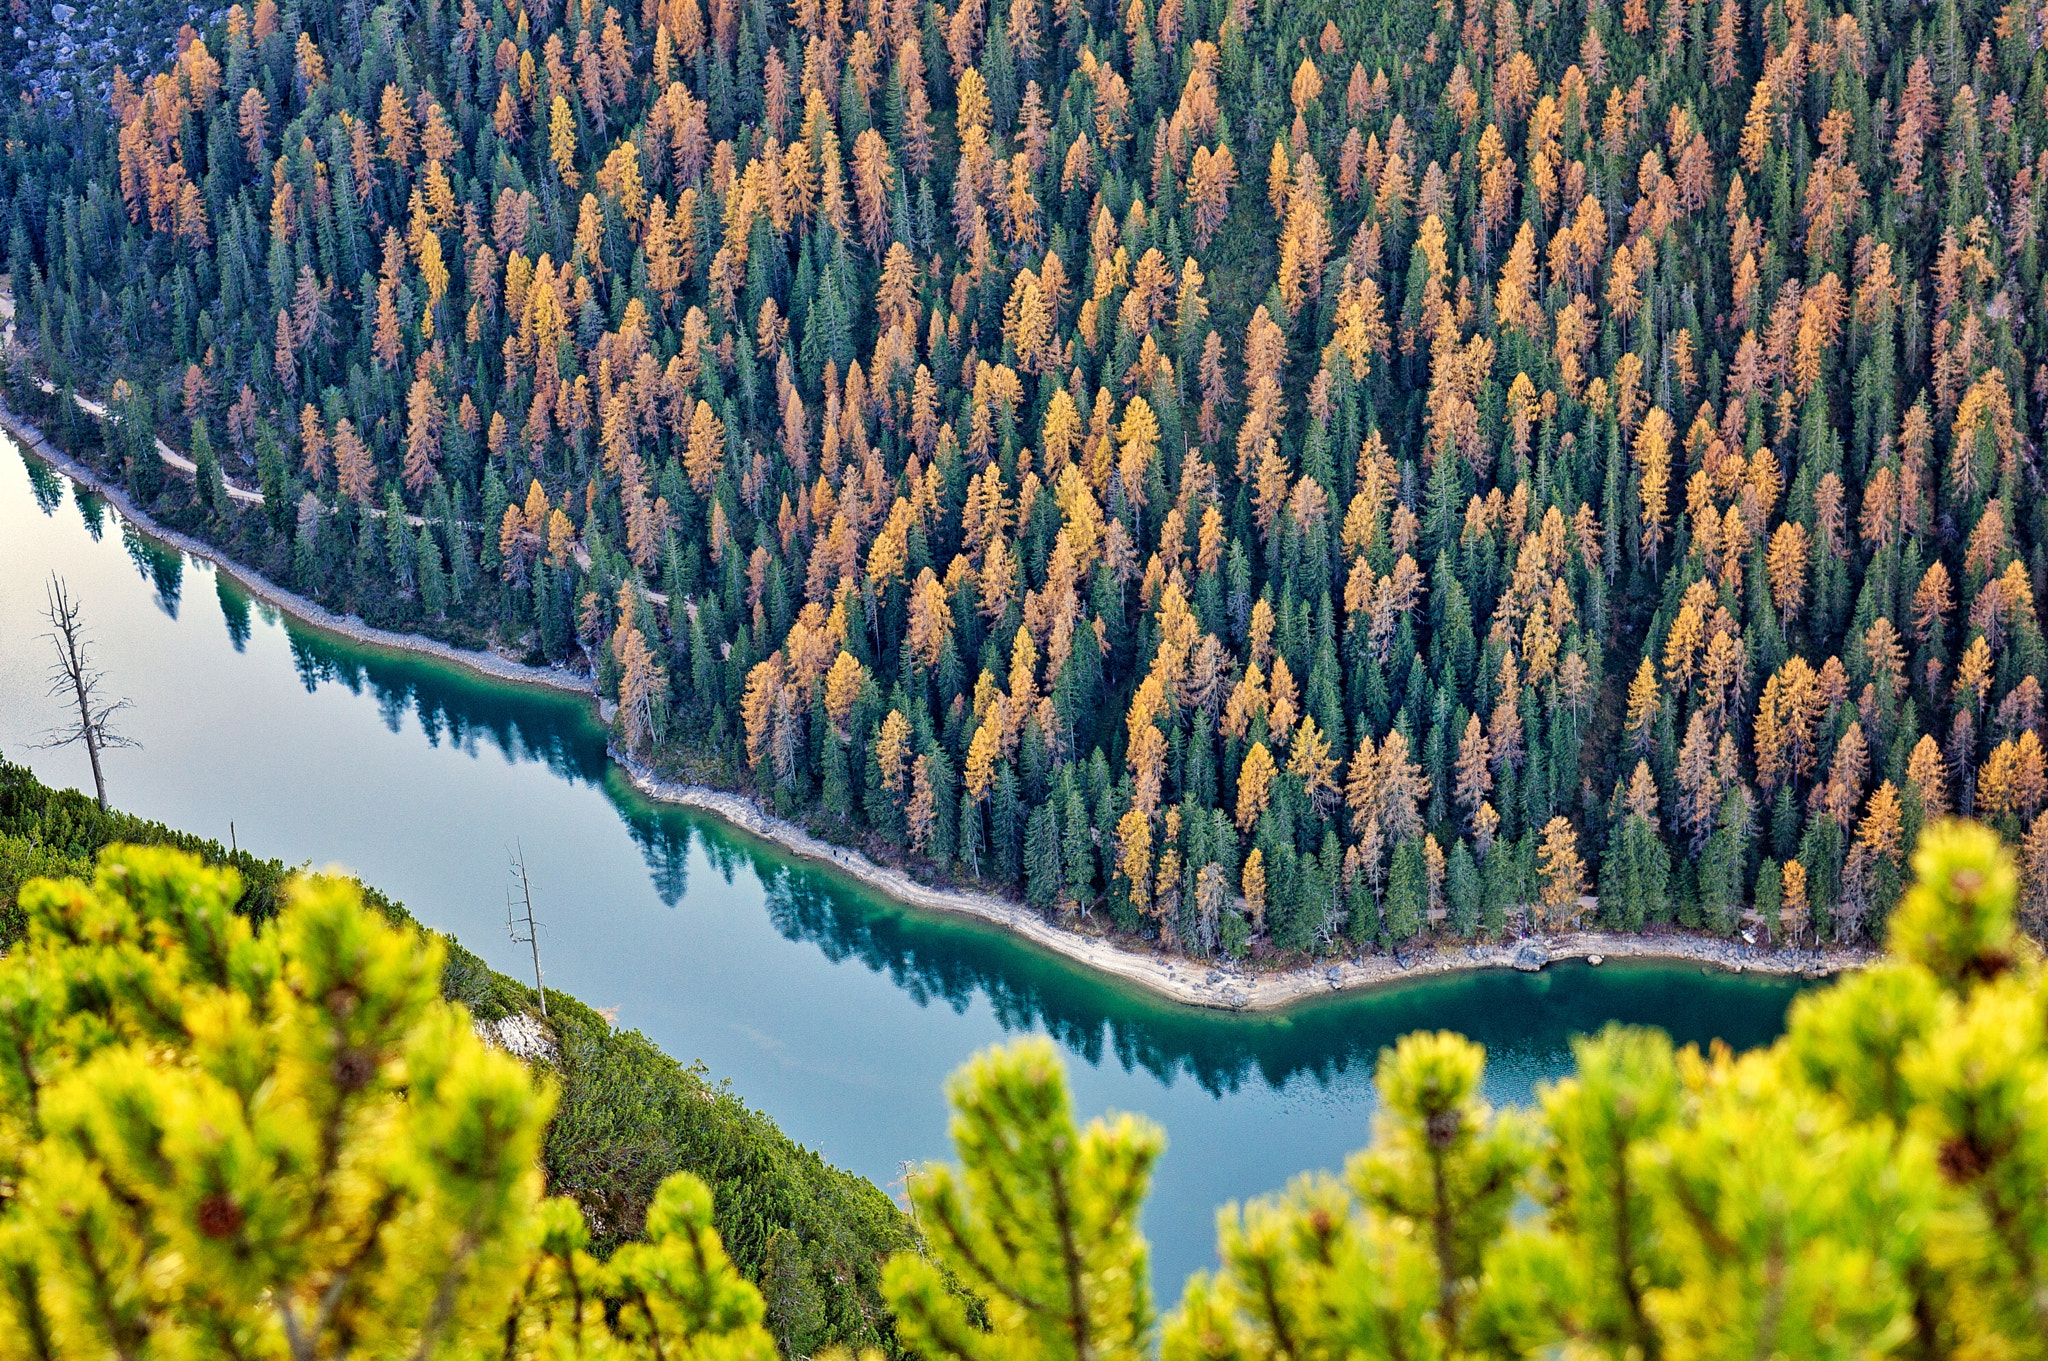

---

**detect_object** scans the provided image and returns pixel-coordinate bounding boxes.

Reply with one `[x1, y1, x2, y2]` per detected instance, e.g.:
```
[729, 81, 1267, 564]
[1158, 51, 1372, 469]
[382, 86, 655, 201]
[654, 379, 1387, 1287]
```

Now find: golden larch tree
[1536, 816, 1587, 928]
[1236, 742, 1277, 831]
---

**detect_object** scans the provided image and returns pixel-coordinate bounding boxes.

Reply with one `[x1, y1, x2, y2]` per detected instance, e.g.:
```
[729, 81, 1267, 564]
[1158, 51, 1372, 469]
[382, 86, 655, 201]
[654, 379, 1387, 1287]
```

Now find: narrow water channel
[0, 439, 1813, 1291]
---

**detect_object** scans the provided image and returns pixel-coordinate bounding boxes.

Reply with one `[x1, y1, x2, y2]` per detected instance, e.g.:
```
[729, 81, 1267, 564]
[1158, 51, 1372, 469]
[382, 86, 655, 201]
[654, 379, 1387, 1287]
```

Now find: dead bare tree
[39, 573, 137, 809]
[506, 843, 546, 1016]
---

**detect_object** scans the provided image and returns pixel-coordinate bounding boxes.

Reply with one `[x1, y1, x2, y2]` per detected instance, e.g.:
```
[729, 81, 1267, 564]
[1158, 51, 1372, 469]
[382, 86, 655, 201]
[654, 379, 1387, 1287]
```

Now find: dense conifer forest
[8, 0, 2048, 959]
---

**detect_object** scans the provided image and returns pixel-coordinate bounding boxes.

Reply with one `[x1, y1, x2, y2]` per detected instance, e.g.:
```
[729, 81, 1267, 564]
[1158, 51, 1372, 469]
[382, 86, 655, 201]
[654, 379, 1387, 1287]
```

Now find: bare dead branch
[39, 573, 138, 809]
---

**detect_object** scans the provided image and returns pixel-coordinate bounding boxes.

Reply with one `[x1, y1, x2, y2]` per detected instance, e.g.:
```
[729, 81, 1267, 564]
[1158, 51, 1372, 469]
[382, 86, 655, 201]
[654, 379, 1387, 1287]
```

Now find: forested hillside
[0, 762, 918, 1355]
[7, 0, 2048, 959]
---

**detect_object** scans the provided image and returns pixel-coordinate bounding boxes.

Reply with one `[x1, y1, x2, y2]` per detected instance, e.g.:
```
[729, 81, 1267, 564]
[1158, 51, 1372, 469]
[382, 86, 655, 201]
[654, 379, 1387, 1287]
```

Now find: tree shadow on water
[611, 794, 1816, 1105]
[232, 591, 1817, 1114]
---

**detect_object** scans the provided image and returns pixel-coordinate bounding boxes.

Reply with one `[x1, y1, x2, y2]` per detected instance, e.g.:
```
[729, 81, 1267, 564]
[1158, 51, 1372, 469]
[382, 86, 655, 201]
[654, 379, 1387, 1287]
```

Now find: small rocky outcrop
[474, 1012, 558, 1063]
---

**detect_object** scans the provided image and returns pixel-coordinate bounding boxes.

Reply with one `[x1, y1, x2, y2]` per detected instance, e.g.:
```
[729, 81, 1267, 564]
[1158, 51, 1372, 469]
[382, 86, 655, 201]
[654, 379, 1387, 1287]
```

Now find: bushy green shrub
[0, 846, 778, 1360]
[0, 761, 917, 1356]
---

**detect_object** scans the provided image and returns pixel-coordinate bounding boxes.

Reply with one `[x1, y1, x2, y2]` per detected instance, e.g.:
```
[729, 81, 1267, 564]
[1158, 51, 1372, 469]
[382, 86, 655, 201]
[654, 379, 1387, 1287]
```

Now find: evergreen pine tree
[1384, 837, 1427, 941]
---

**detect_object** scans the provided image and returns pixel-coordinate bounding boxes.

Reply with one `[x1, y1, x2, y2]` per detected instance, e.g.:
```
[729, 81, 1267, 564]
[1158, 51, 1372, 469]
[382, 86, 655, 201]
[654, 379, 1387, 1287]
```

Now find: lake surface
[0, 439, 1813, 1290]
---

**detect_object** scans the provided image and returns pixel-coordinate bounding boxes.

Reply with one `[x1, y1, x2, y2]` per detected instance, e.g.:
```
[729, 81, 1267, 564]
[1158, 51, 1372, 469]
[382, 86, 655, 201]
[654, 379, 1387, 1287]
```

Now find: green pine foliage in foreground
[4, 805, 2046, 1358]
[0, 760, 916, 1357]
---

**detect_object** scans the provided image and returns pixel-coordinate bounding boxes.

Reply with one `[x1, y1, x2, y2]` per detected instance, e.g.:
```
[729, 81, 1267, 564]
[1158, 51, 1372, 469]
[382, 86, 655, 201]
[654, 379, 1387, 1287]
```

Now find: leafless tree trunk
[507, 844, 546, 1016]
[39, 573, 137, 809]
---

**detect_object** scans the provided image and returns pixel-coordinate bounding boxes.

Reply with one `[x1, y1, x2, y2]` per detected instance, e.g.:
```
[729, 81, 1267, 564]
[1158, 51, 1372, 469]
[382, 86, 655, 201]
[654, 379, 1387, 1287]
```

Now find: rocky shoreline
[7, 413, 1877, 1011]
[613, 754, 1875, 1011]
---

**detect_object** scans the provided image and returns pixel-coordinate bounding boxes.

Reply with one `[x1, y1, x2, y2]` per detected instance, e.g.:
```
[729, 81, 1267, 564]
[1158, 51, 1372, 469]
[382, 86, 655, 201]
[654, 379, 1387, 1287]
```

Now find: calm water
[0, 441, 1812, 1289]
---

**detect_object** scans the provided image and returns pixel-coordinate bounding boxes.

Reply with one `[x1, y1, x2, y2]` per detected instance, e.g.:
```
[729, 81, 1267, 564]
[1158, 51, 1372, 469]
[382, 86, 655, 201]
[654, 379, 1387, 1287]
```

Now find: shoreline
[612, 754, 1875, 1011]
[1, 399, 594, 699]
[6, 410, 1877, 1011]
